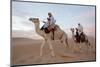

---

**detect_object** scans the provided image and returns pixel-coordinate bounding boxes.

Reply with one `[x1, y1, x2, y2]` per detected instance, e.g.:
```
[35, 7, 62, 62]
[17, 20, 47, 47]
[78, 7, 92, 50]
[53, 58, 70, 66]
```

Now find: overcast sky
[12, 1, 96, 38]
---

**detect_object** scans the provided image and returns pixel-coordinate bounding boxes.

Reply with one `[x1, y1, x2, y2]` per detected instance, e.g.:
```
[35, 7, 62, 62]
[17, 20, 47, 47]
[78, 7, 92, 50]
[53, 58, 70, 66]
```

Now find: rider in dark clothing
[75, 28, 80, 43]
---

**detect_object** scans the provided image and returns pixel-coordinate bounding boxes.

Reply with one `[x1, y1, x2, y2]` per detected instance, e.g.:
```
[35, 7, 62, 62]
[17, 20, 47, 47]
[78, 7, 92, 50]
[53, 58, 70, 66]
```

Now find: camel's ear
[33, 18, 36, 20]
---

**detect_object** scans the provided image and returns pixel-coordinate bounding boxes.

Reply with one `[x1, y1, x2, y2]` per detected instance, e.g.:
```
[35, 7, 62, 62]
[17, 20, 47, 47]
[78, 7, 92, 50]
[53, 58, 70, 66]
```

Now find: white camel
[70, 28, 91, 48]
[29, 18, 68, 57]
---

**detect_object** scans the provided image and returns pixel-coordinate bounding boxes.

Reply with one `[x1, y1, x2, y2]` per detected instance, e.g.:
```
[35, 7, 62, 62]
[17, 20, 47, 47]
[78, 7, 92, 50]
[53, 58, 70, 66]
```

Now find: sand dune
[11, 37, 96, 66]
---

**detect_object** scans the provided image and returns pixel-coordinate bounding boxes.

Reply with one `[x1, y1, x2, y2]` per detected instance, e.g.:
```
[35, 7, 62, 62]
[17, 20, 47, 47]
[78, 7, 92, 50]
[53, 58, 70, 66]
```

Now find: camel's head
[70, 28, 74, 33]
[29, 18, 39, 23]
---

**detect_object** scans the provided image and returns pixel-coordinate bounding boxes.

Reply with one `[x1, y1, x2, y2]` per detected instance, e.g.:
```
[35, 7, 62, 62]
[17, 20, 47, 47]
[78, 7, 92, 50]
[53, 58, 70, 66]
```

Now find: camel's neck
[34, 22, 44, 37]
[34, 23, 39, 30]
[34, 22, 40, 33]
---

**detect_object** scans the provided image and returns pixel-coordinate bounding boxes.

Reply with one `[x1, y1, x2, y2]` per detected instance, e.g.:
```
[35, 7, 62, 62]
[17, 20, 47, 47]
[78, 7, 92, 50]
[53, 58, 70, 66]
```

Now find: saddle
[44, 25, 57, 40]
[44, 28, 50, 33]
[75, 32, 85, 43]
[44, 25, 56, 33]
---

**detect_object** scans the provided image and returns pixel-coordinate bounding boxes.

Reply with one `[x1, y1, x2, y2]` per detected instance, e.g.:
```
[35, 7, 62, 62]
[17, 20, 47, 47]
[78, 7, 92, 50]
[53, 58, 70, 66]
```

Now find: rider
[41, 12, 56, 40]
[41, 12, 56, 30]
[47, 12, 56, 29]
[75, 28, 80, 43]
[77, 23, 83, 36]
[41, 18, 50, 30]
[77, 23, 85, 42]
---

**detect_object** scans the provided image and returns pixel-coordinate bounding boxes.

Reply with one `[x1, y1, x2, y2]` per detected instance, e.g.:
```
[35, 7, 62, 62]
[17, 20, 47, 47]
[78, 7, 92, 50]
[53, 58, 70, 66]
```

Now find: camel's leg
[62, 40, 67, 48]
[40, 40, 45, 57]
[86, 42, 90, 48]
[47, 40, 55, 57]
[66, 39, 68, 47]
[61, 37, 68, 48]
[85, 35, 91, 49]
[63, 33, 68, 48]
[86, 40, 91, 51]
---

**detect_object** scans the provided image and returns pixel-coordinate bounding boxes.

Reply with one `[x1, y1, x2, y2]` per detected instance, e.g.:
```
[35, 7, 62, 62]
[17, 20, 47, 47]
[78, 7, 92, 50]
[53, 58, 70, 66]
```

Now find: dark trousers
[41, 25, 54, 40]
[41, 25, 45, 30]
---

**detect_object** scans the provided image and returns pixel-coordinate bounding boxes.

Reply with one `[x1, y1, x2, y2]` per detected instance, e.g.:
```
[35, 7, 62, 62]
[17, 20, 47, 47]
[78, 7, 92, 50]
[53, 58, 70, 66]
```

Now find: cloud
[12, 15, 44, 39]
[69, 9, 95, 25]
[12, 15, 34, 31]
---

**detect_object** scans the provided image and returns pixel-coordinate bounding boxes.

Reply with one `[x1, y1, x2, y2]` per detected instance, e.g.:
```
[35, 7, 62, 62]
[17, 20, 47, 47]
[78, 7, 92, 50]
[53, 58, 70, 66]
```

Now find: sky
[12, 1, 96, 38]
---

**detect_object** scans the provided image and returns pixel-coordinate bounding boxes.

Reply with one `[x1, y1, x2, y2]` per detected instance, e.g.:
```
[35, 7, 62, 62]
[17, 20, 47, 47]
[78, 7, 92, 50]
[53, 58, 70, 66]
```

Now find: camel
[29, 18, 68, 57]
[70, 28, 91, 48]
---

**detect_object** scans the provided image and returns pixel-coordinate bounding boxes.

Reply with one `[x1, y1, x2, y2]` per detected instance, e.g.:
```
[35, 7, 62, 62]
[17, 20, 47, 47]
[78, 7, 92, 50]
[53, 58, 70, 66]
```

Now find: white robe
[43, 16, 56, 28]
[78, 25, 83, 34]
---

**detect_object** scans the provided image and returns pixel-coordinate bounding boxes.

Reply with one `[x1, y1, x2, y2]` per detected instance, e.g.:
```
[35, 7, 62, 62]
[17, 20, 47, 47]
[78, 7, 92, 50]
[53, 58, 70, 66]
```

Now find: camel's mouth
[29, 18, 34, 21]
[29, 18, 39, 22]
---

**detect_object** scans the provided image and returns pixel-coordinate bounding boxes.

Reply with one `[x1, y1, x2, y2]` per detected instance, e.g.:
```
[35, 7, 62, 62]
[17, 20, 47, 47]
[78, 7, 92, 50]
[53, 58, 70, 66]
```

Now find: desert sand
[11, 37, 96, 66]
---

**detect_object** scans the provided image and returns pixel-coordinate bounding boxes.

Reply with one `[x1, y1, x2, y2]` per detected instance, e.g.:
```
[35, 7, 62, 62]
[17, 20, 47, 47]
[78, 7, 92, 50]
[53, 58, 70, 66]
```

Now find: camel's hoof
[52, 54, 56, 57]
[65, 46, 68, 49]
[40, 55, 42, 57]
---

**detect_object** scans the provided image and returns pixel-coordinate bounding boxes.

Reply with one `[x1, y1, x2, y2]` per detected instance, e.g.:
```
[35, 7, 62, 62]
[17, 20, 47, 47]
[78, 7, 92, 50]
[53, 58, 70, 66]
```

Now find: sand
[11, 37, 96, 66]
